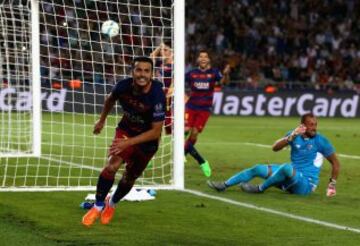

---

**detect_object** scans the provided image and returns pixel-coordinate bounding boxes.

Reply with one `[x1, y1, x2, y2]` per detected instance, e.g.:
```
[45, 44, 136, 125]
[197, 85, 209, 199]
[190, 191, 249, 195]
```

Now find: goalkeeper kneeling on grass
[208, 113, 340, 197]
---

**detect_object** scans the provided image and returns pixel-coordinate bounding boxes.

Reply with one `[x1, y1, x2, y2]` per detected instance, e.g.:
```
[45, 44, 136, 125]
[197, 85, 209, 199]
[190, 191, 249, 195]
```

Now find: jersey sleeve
[185, 71, 192, 93]
[155, 59, 162, 68]
[215, 68, 223, 82]
[152, 86, 166, 122]
[318, 135, 335, 157]
[185, 71, 191, 86]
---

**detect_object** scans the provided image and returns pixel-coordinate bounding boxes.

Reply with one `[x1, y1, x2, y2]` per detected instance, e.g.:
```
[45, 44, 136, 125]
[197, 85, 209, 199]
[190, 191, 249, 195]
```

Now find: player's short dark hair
[163, 40, 172, 48]
[301, 113, 315, 123]
[132, 56, 154, 70]
[198, 49, 210, 57]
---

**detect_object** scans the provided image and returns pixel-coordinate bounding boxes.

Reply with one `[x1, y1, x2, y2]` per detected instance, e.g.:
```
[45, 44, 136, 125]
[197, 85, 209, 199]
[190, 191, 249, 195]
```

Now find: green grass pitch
[1, 115, 360, 245]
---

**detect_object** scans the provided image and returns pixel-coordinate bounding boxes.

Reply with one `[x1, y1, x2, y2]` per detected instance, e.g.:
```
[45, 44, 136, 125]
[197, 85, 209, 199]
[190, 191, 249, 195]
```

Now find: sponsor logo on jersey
[194, 82, 210, 89]
[123, 111, 145, 124]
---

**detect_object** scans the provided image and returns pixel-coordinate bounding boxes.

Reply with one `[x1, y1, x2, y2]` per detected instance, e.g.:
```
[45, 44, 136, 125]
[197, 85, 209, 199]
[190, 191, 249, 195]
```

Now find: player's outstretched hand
[109, 138, 131, 156]
[93, 120, 105, 134]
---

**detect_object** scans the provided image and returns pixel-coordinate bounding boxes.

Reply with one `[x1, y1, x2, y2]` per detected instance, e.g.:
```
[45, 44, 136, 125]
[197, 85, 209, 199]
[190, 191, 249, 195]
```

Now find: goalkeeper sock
[225, 164, 269, 187]
[186, 142, 205, 165]
[95, 168, 115, 204]
[111, 177, 134, 204]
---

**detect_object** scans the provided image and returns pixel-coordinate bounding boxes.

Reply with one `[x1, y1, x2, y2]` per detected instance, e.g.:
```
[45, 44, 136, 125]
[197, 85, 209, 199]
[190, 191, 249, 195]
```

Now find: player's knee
[103, 165, 117, 176]
[279, 164, 293, 177]
[190, 130, 198, 140]
[106, 156, 122, 174]
[251, 164, 268, 178]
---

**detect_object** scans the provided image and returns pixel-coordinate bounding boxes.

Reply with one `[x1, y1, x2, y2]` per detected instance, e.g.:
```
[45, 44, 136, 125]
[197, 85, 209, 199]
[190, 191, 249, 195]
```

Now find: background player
[82, 57, 166, 226]
[185, 50, 230, 177]
[151, 41, 174, 135]
[208, 113, 340, 196]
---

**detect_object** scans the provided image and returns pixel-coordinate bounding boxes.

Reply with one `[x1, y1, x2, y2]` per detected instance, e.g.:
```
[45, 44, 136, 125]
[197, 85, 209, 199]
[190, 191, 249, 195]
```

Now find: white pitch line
[184, 189, 360, 234]
[201, 141, 360, 160]
[39, 155, 156, 186]
[207, 125, 360, 130]
[41, 155, 102, 172]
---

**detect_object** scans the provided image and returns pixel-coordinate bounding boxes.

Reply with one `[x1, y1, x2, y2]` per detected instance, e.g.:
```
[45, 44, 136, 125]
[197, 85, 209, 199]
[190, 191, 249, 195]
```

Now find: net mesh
[0, 0, 175, 189]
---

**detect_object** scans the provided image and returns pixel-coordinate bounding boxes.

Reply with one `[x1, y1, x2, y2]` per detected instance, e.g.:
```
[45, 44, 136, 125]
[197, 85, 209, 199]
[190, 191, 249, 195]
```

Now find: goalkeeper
[208, 113, 340, 197]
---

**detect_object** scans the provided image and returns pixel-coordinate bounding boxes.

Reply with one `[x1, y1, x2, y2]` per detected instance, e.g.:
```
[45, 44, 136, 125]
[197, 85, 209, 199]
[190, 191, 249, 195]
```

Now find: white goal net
[0, 0, 184, 191]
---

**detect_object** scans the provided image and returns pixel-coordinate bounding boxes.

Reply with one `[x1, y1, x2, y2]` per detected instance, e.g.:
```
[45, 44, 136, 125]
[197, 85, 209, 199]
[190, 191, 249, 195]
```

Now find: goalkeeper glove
[326, 178, 336, 197]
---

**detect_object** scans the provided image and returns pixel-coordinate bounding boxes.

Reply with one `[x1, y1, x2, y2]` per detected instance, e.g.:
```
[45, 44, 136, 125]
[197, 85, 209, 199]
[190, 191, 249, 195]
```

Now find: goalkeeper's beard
[304, 130, 316, 138]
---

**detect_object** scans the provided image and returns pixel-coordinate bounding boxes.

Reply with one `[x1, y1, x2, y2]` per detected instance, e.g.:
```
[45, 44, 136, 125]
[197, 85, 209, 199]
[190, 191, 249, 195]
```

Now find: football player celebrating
[185, 50, 230, 177]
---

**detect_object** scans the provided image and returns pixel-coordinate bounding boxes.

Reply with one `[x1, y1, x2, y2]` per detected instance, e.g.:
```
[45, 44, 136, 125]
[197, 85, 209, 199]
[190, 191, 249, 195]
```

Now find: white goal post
[0, 0, 184, 191]
[0, 0, 41, 158]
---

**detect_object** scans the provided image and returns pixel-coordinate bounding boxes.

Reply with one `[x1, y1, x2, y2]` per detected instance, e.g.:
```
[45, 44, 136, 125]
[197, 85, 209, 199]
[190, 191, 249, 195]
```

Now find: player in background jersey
[150, 41, 173, 135]
[82, 57, 166, 227]
[208, 113, 340, 197]
[185, 50, 230, 177]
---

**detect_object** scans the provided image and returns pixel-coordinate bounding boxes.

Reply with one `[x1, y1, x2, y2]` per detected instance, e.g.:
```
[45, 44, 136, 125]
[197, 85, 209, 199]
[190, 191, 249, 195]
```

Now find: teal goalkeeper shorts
[270, 165, 317, 195]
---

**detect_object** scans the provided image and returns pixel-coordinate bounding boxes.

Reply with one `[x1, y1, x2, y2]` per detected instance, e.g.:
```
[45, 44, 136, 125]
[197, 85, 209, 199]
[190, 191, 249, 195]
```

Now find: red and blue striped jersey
[186, 68, 223, 111]
[159, 62, 173, 90]
[111, 78, 166, 139]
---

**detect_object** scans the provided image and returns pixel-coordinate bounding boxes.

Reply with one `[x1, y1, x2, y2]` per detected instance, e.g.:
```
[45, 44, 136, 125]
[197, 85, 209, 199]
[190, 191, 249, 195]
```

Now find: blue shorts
[270, 165, 316, 195]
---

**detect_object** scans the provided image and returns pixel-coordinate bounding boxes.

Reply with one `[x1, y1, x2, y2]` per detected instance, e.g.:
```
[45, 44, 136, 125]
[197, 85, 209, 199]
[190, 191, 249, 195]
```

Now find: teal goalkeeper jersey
[286, 131, 335, 186]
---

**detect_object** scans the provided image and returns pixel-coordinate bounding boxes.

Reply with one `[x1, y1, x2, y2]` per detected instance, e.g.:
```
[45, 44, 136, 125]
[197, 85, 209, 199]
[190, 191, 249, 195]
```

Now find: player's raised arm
[220, 64, 231, 84]
[93, 93, 117, 135]
[272, 124, 306, 152]
[150, 42, 167, 65]
[150, 43, 162, 59]
[325, 153, 340, 197]
[272, 137, 289, 152]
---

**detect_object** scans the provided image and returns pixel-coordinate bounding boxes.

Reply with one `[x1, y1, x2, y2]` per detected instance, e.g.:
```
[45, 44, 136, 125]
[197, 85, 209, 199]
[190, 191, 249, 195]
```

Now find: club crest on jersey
[154, 103, 163, 112]
[307, 144, 313, 150]
[194, 82, 209, 89]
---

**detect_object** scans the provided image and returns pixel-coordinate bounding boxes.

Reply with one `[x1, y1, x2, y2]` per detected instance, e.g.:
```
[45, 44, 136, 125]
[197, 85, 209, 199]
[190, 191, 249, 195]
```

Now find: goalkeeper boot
[207, 181, 227, 192]
[101, 199, 115, 225]
[82, 207, 101, 227]
[200, 161, 211, 177]
[240, 183, 262, 193]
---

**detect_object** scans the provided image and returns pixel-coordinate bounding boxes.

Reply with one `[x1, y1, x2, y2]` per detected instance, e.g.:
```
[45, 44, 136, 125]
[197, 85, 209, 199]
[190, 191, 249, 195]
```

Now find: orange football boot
[101, 201, 116, 225]
[82, 207, 101, 227]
